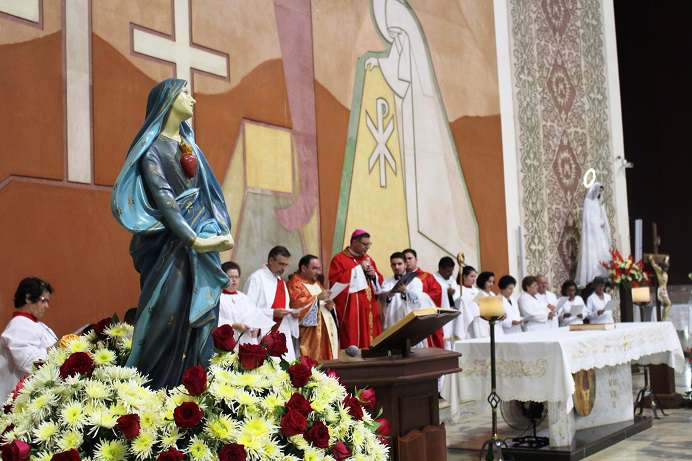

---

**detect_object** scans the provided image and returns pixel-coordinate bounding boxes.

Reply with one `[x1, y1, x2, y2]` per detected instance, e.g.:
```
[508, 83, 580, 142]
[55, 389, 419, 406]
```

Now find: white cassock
[371, 0, 479, 268]
[557, 296, 586, 326]
[433, 272, 462, 349]
[518, 292, 551, 332]
[576, 183, 611, 286]
[218, 291, 275, 346]
[472, 290, 503, 338]
[536, 290, 559, 328]
[501, 296, 523, 334]
[458, 285, 478, 339]
[244, 266, 298, 361]
[586, 292, 614, 323]
[380, 276, 434, 331]
[0, 315, 57, 402]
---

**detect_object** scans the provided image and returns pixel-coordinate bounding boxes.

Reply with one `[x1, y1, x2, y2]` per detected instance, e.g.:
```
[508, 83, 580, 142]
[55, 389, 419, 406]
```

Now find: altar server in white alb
[0, 277, 58, 402]
[380, 252, 435, 331]
[498, 275, 524, 334]
[536, 275, 559, 328]
[458, 266, 481, 339]
[518, 276, 554, 331]
[556, 280, 586, 326]
[433, 257, 462, 348]
[244, 246, 298, 361]
[586, 277, 614, 324]
[218, 262, 275, 346]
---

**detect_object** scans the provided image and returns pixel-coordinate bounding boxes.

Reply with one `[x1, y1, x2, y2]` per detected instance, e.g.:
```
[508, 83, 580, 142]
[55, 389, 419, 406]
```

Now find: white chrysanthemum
[160, 426, 182, 448]
[84, 381, 110, 400]
[57, 429, 83, 451]
[236, 390, 259, 407]
[60, 401, 86, 428]
[93, 349, 116, 366]
[87, 407, 117, 429]
[280, 456, 301, 461]
[94, 439, 128, 461]
[93, 365, 140, 383]
[34, 451, 54, 461]
[205, 415, 238, 442]
[289, 434, 310, 451]
[104, 323, 132, 339]
[238, 417, 272, 451]
[119, 337, 133, 351]
[28, 392, 57, 418]
[33, 421, 59, 443]
[66, 337, 92, 353]
[303, 447, 325, 461]
[188, 435, 213, 461]
[130, 431, 156, 460]
[209, 351, 237, 367]
[208, 381, 237, 402]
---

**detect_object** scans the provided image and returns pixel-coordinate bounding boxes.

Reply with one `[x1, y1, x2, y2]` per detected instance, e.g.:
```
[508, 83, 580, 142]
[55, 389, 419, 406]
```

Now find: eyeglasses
[39, 297, 50, 304]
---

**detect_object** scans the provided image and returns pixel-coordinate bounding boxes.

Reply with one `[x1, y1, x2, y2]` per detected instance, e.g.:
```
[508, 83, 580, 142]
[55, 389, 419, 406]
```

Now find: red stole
[12, 311, 38, 322]
[272, 278, 287, 322]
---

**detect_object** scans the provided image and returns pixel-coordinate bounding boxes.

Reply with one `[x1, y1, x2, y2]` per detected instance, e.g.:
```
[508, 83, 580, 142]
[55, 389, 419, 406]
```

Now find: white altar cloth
[454, 322, 685, 446]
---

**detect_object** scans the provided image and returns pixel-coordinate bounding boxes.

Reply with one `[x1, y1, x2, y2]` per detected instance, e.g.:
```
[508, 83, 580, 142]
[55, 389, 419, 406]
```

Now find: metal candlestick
[480, 316, 506, 460]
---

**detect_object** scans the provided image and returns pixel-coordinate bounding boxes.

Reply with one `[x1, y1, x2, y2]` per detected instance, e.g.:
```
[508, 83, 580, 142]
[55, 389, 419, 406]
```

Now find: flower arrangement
[601, 249, 650, 286]
[0, 321, 390, 461]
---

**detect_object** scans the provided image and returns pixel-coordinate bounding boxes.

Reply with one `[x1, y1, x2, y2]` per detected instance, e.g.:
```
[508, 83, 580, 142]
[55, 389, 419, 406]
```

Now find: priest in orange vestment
[288, 255, 339, 361]
[328, 229, 383, 348]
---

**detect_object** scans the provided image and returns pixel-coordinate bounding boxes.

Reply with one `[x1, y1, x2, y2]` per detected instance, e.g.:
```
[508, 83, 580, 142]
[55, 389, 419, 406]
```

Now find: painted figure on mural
[364, 0, 479, 265]
[111, 79, 233, 389]
[576, 183, 611, 287]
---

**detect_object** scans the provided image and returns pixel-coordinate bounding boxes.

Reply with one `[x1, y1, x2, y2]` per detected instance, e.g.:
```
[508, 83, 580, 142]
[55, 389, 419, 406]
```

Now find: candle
[632, 287, 650, 304]
[479, 295, 504, 319]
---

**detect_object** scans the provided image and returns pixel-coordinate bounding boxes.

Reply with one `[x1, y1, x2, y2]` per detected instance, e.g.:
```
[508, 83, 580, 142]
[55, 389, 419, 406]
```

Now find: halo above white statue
[582, 168, 597, 189]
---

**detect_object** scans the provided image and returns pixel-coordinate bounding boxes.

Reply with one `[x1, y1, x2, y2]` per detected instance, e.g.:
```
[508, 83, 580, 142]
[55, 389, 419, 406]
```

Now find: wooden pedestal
[648, 364, 684, 409]
[323, 348, 461, 461]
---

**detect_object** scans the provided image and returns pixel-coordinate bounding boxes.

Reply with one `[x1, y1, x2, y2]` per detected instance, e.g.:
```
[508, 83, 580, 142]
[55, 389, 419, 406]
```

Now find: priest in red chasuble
[288, 255, 339, 361]
[328, 229, 383, 349]
[403, 248, 444, 348]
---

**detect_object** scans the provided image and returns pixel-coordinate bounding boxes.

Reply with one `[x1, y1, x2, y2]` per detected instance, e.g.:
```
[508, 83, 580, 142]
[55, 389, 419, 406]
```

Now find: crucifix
[648, 222, 671, 321]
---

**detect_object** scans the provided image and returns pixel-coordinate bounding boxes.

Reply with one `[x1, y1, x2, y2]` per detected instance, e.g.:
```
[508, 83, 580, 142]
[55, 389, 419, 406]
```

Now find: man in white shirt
[244, 246, 298, 361]
[536, 274, 559, 328]
[0, 277, 57, 402]
[380, 252, 434, 331]
[433, 257, 461, 349]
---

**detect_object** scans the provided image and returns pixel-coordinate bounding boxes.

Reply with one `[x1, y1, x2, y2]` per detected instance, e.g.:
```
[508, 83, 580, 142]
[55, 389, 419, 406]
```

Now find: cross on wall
[131, 0, 230, 89]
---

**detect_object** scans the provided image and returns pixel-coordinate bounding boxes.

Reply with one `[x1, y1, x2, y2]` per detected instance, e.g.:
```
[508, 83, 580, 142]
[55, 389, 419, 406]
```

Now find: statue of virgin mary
[111, 79, 233, 389]
[576, 183, 611, 287]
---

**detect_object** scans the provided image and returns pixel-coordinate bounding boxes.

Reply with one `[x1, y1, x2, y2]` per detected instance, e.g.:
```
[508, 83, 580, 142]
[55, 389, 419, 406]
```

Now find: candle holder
[478, 296, 506, 461]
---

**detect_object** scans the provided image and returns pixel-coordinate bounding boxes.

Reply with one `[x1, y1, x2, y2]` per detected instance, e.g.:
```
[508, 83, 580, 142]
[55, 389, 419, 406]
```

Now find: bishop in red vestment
[328, 229, 383, 348]
[403, 248, 444, 348]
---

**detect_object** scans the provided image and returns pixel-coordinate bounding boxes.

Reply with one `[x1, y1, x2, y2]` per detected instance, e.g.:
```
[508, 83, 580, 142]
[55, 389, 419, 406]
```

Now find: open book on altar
[366, 308, 460, 357]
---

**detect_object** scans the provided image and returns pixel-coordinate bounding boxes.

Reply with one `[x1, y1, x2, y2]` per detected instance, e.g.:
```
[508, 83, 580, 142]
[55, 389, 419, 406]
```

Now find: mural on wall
[314, 0, 506, 275]
[334, 0, 480, 270]
[509, 0, 617, 284]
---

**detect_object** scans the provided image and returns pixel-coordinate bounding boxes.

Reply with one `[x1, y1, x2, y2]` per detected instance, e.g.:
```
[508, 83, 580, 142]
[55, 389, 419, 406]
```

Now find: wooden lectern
[324, 308, 461, 461]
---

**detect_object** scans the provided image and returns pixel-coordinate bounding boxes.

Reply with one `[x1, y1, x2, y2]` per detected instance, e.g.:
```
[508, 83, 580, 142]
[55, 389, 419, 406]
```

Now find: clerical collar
[13, 311, 38, 323]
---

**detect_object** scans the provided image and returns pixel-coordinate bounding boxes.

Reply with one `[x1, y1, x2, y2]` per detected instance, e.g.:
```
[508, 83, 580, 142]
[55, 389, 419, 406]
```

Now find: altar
[453, 322, 685, 448]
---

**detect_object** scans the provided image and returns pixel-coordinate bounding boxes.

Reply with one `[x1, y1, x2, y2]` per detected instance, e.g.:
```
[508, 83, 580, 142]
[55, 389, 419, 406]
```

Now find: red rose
[93, 317, 112, 337]
[287, 363, 312, 387]
[182, 365, 208, 396]
[358, 388, 377, 411]
[212, 325, 237, 351]
[376, 417, 391, 440]
[299, 355, 318, 369]
[218, 443, 246, 461]
[260, 330, 288, 357]
[304, 421, 329, 449]
[156, 447, 186, 461]
[280, 409, 307, 437]
[116, 414, 141, 440]
[1, 440, 31, 461]
[173, 402, 204, 428]
[331, 441, 352, 460]
[285, 393, 312, 416]
[59, 352, 95, 379]
[238, 344, 268, 370]
[343, 395, 363, 420]
[51, 449, 80, 461]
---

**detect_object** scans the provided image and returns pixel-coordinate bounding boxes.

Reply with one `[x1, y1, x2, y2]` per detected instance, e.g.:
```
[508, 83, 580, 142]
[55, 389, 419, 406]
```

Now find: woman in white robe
[218, 262, 275, 346]
[518, 276, 552, 332]
[498, 275, 523, 334]
[457, 266, 480, 339]
[586, 277, 614, 323]
[557, 280, 585, 326]
[576, 183, 612, 287]
[473, 272, 503, 338]
[0, 278, 57, 402]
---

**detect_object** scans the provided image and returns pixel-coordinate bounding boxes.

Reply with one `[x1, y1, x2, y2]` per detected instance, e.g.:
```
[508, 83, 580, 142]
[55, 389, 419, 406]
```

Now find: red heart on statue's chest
[179, 143, 198, 178]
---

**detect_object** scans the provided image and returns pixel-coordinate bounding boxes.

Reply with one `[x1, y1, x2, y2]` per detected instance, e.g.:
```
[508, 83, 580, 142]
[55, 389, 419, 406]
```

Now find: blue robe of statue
[111, 79, 231, 389]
